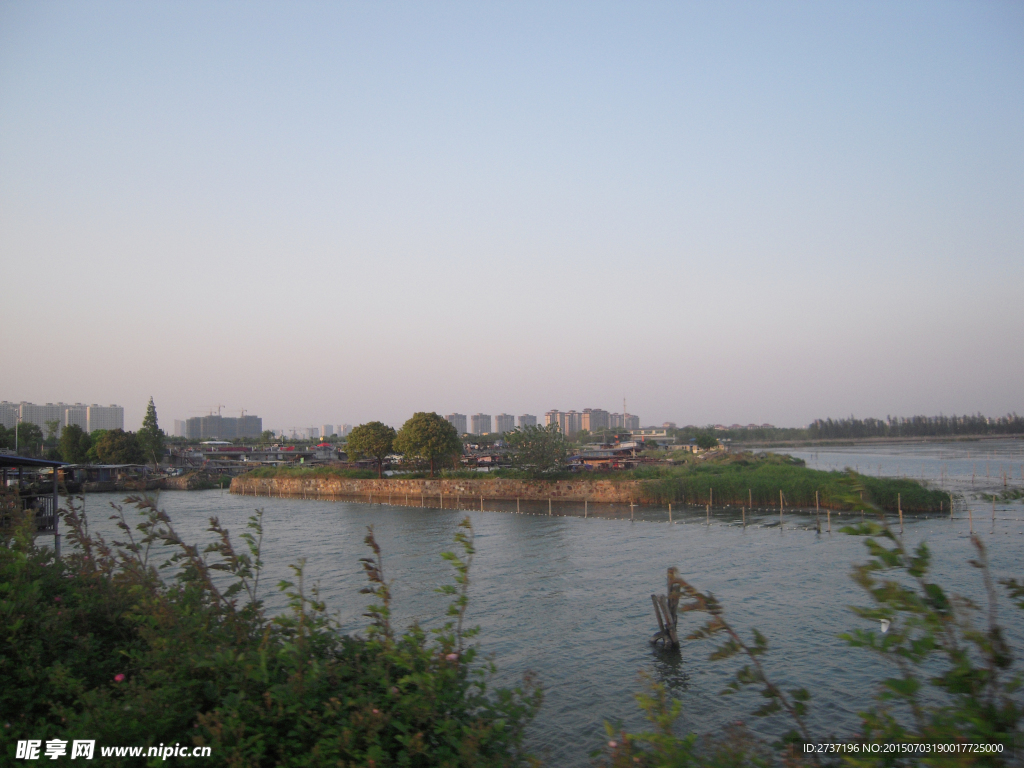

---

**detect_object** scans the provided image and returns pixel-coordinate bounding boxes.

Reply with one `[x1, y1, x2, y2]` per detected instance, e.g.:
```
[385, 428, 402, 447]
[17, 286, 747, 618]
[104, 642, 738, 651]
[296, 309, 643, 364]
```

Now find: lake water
[64, 440, 1024, 765]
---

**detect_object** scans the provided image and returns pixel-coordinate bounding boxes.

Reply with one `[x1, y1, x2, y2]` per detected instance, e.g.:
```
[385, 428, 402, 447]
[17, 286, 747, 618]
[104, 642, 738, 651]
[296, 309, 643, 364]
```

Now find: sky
[1, 1, 1022, 433]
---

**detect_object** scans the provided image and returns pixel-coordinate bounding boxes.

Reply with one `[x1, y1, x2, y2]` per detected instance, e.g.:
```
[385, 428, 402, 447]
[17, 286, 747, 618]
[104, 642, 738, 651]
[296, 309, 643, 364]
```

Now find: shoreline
[738, 434, 1024, 449]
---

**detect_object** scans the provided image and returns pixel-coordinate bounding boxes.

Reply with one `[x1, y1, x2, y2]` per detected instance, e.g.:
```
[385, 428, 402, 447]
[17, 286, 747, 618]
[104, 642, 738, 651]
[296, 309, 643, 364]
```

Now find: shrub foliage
[1, 496, 541, 766]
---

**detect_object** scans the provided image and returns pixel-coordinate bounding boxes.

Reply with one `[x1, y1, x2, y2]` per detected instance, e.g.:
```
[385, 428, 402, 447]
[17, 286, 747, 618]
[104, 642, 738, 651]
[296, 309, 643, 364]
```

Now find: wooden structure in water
[650, 566, 700, 648]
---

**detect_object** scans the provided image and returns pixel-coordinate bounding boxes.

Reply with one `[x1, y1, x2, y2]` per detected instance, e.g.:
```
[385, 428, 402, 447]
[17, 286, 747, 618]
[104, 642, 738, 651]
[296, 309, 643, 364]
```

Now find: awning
[0, 454, 66, 469]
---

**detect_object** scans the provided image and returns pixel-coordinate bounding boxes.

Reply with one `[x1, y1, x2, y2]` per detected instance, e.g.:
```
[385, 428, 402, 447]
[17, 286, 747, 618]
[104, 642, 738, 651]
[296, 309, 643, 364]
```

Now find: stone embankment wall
[230, 475, 645, 503]
[159, 473, 217, 491]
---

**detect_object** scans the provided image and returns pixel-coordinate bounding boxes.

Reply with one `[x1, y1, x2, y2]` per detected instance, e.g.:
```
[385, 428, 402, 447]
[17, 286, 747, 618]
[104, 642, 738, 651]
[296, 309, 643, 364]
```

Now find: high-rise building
[518, 414, 537, 428]
[494, 414, 515, 433]
[321, 424, 335, 438]
[20, 402, 68, 437]
[445, 413, 468, 434]
[581, 408, 610, 433]
[173, 419, 187, 438]
[471, 413, 492, 435]
[340, 424, 353, 437]
[609, 412, 640, 430]
[64, 404, 89, 432]
[0, 401, 18, 430]
[544, 410, 562, 428]
[0, 401, 124, 437]
[185, 414, 262, 440]
[86, 405, 124, 433]
[563, 410, 582, 437]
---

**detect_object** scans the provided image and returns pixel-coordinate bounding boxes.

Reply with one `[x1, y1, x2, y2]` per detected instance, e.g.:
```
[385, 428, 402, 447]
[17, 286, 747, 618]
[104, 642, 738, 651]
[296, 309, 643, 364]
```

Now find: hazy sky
[2, 1, 1021, 432]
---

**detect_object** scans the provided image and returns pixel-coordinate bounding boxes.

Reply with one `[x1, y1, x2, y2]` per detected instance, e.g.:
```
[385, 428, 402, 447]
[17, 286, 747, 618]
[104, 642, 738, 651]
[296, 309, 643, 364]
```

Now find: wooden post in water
[548, 498, 551, 516]
[584, 499, 588, 518]
[440, 493, 443, 510]
[742, 506, 745, 527]
[827, 508, 831, 534]
[421, 491, 424, 508]
[668, 503, 671, 523]
[815, 490, 820, 533]
[631, 502, 635, 522]
[517, 497, 520, 514]
[969, 507, 973, 534]
[779, 490, 784, 529]
[898, 493, 903, 534]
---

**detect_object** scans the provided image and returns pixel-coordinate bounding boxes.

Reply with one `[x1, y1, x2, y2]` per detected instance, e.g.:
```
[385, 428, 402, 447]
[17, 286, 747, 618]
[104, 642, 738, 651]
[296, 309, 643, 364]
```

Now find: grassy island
[239, 452, 949, 513]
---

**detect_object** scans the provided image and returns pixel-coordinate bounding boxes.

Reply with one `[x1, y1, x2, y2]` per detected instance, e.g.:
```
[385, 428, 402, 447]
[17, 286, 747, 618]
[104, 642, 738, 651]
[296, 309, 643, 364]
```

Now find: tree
[260, 430, 275, 443]
[136, 397, 166, 468]
[393, 412, 462, 477]
[7, 422, 45, 456]
[94, 429, 145, 464]
[59, 424, 93, 464]
[345, 421, 397, 479]
[506, 423, 567, 476]
[694, 427, 720, 450]
[44, 419, 61, 445]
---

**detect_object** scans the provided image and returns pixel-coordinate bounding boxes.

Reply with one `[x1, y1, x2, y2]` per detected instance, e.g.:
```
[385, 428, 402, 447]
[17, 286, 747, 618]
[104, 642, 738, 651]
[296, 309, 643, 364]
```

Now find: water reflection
[649, 645, 690, 696]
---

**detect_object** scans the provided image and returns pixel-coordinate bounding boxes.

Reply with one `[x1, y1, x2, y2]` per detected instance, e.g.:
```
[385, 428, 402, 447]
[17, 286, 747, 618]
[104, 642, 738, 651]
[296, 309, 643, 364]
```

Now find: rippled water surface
[70, 441, 1024, 765]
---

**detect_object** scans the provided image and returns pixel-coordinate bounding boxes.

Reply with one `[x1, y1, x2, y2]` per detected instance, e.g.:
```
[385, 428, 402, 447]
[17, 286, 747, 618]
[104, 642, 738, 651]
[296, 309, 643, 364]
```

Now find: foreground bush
[0, 496, 540, 766]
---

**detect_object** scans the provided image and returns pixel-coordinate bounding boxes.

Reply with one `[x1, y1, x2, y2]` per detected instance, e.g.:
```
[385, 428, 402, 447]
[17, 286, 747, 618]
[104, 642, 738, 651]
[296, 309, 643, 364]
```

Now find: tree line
[807, 412, 1024, 440]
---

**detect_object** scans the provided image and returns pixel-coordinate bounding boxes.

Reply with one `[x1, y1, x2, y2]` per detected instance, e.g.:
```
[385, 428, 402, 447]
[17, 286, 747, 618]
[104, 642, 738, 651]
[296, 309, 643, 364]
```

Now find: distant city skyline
[2, 3, 1020, 429]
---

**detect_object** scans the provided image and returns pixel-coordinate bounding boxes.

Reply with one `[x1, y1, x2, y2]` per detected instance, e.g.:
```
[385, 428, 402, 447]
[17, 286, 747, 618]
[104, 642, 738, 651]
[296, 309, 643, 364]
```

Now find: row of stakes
[238, 484, 998, 534]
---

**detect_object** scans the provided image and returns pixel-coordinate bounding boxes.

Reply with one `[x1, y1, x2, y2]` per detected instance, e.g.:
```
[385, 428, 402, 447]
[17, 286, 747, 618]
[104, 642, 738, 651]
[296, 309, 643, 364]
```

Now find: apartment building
[86, 405, 125, 433]
[185, 414, 263, 440]
[0, 402, 20, 430]
[445, 413, 468, 434]
[494, 414, 515, 433]
[581, 408, 610, 432]
[609, 412, 640, 430]
[0, 401, 124, 436]
[518, 414, 537, 428]
[65, 404, 89, 431]
[470, 413, 492, 435]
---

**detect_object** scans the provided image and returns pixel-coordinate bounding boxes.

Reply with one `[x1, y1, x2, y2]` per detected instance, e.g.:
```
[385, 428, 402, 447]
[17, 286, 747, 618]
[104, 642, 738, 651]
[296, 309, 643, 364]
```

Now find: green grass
[628, 452, 948, 512]
[980, 488, 1024, 502]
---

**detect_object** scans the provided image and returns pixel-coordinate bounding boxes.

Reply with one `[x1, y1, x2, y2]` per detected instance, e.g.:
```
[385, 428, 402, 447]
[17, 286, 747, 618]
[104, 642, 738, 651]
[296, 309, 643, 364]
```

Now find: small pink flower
[445, 653, 458, 662]
[608, 741, 617, 748]
[54, 596, 62, 602]
[114, 674, 125, 683]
